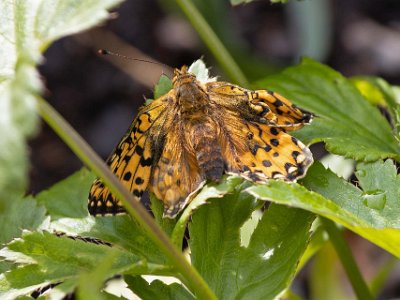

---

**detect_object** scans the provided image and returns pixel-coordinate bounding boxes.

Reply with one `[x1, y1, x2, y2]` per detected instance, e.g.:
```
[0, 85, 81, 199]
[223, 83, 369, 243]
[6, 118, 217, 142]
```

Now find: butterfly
[88, 62, 313, 218]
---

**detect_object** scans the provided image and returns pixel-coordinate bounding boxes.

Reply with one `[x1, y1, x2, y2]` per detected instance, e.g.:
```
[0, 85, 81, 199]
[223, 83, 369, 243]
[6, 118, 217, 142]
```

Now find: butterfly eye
[247, 132, 254, 140]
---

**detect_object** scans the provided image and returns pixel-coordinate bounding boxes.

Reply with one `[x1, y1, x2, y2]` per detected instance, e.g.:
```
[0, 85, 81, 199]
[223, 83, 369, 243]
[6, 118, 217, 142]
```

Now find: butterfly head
[173, 65, 195, 85]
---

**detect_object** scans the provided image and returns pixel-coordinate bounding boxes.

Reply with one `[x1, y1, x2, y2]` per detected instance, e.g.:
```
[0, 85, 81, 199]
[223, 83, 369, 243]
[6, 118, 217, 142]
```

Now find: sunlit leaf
[125, 275, 194, 300]
[247, 160, 400, 257]
[189, 189, 314, 299]
[0, 231, 147, 299]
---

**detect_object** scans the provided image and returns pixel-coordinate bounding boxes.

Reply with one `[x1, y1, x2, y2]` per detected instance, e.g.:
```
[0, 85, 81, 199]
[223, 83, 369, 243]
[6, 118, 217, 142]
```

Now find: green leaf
[256, 58, 400, 161]
[296, 220, 328, 271]
[125, 275, 194, 300]
[189, 190, 256, 299]
[320, 154, 355, 180]
[30, 165, 165, 264]
[153, 75, 173, 99]
[150, 193, 177, 238]
[36, 169, 168, 265]
[171, 175, 244, 249]
[236, 205, 314, 299]
[0, 2, 41, 211]
[351, 76, 400, 110]
[35, 0, 123, 49]
[0, 261, 15, 274]
[42, 278, 76, 300]
[36, 169, 94, 219]
[0, 231, 147, 299]
[247, 160, 400, 257]
[189, 188, 314, 299]
[350, 76, 400, 141]
[50, 215, 167, 265]
[350, 77, 387, 106]
[76, 250, 120, 300]
[0, 197, 47, 244]
[187, 59, 217, 83]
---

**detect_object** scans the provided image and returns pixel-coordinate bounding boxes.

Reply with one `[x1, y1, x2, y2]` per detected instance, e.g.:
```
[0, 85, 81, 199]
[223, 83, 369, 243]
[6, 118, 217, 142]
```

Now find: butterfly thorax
[173, 67, 209, 115]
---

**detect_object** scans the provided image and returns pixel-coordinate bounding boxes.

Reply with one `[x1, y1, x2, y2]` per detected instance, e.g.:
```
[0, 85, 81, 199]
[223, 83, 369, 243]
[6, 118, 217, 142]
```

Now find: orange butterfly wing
[149, 120, 205, 218]
[88, 93, 171, 215]
[206, 81, 313, 183]
[249, 90, 313, 130]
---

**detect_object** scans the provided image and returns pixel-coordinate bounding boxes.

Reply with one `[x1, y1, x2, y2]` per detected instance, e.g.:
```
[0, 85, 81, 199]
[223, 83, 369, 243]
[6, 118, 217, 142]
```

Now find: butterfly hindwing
[229, 122, 313, 182]
[149, 119, 205, 218]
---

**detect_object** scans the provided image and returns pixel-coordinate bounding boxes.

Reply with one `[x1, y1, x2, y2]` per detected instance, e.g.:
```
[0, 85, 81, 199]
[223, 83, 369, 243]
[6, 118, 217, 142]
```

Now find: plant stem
[175, 0, 249, 87]
[37, 97, 217, 300]
[321, 218, 373, 300]
[369, 255, 397, 297]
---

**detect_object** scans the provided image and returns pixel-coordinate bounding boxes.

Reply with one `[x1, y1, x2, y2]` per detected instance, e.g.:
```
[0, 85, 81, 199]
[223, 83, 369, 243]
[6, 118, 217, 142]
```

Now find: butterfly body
[89, 65, 313, 218]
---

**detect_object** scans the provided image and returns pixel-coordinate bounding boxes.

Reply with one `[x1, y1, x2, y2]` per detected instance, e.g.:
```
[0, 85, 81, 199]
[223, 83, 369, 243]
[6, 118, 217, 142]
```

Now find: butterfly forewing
[250, 90, 313, 129]
[88, 95, 170, 215]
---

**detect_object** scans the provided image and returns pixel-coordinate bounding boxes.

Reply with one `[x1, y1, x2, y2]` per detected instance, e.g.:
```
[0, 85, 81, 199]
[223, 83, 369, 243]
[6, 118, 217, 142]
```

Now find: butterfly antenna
[98, 49, 168, 73]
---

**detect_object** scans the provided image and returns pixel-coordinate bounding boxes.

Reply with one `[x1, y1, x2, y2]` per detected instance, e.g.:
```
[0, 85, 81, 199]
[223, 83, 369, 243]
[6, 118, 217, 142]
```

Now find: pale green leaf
[0, 231, 146, 299]
[125, 275, 194, 300]
[50, 215, 167, 265]
[35, 0, 124, 49]
[0, 0, 124, 228]
[187, 59, 217, 83]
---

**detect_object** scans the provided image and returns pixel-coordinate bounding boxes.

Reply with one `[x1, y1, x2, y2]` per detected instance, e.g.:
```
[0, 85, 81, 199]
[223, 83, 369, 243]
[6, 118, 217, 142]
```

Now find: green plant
[1, 1, 399, 299]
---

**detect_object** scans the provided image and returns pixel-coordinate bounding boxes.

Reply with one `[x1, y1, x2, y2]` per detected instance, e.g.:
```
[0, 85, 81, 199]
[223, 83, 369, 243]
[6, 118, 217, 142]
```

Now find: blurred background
[33, 0, 400, 298]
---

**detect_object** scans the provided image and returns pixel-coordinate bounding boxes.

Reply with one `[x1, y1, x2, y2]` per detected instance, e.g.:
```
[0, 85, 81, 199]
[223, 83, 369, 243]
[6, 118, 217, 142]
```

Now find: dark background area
[32, 0, 400, 298]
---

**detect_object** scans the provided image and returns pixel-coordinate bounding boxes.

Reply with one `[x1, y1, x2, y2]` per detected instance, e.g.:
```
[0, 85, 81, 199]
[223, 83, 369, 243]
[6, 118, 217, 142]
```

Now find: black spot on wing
[270, 127, 279, 136]
[140, 156, 152, 166]
[135, 177, 144, 185]
[262, 160, 272, 167]
[135, 145, 144, 156]
[123, 172, 132, 181]
[273, 99, 283, 107]
[270, 139, 279, 147]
